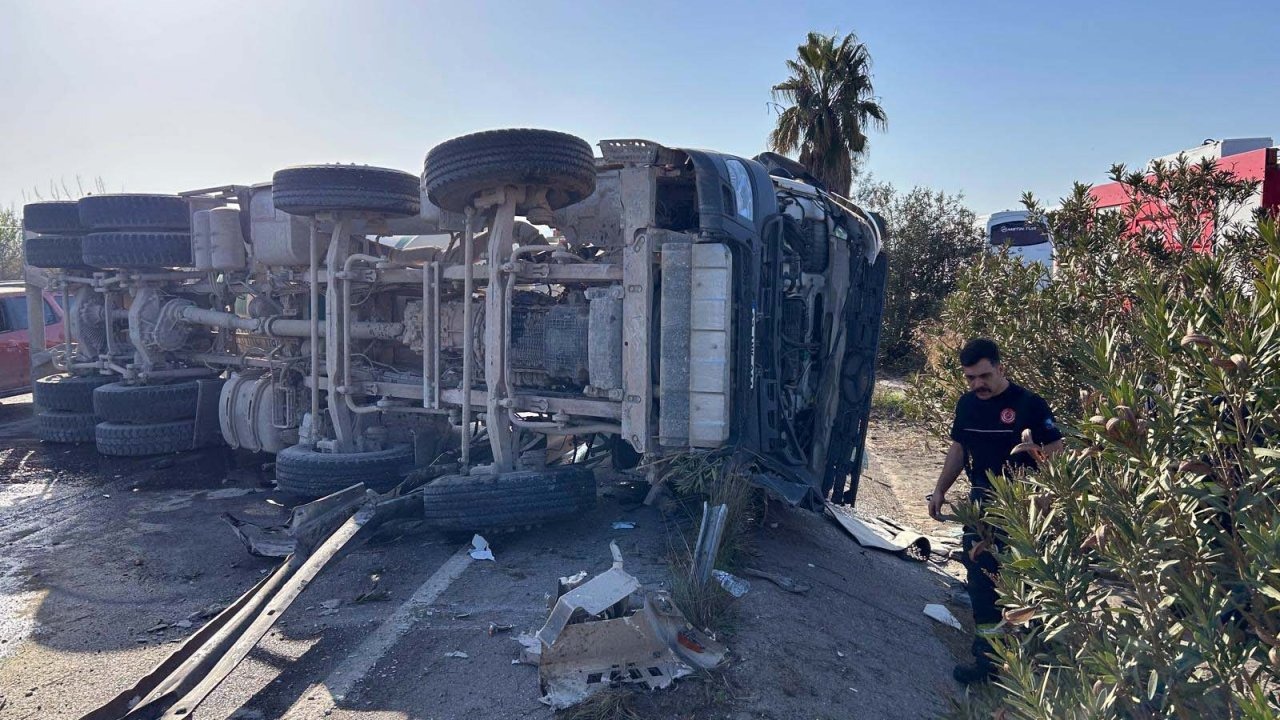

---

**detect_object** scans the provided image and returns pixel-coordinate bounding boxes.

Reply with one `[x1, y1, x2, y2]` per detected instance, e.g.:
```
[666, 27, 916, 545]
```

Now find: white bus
[982, 210, 1054, 268]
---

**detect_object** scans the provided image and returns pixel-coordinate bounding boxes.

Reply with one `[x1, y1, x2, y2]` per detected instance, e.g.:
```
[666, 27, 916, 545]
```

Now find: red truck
[1089, 137, 1280, 250]
[0, 282, 66, 397]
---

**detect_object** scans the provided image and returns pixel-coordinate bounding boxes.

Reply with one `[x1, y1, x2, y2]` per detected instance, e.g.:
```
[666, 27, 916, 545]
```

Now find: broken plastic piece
[611, 521, 637, 530]
[444, 651, 469, 659]
[535, 543, 727, 710]
[469, 534, 495, 561]
[924, 604, 963, 630]
[514, 631, 542, 665]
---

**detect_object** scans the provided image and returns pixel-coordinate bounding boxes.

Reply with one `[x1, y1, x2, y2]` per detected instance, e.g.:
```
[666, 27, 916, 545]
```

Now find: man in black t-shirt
[927, 338, 1063, 685]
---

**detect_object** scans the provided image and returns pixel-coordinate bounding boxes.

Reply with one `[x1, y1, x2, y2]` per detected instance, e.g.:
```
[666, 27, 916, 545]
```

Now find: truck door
[0, 296, 27, 393]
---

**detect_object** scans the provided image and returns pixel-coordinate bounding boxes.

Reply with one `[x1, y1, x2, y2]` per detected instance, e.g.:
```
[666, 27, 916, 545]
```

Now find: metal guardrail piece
[77, 485, 423, 720]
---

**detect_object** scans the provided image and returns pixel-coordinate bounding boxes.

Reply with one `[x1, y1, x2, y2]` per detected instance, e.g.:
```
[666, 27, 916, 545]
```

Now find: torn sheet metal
[825, 502, 932, 559]
[221, 513, 295, 559]
[535, 543, 727, 710]
[747, 472, 824, 510]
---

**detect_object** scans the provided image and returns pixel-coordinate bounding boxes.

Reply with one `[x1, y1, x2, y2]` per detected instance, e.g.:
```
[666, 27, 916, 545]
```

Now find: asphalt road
[0, 394, 966, 719]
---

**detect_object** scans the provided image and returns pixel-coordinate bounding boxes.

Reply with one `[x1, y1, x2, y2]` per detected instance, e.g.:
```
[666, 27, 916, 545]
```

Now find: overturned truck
[24, 129, 887, 526]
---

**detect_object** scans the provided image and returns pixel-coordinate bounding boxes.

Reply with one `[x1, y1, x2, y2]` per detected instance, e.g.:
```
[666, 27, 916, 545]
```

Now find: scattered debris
[444, 651, 469, 659]
[221, 513, 296, 559]
[187, 604, 225, 621]
[487, 622, 515, 636]
[924, 604, 963, 630]
[145, 622, 170, 634]
[469, 535, 495, 561]
[611, 521, 637, 530]
[711, 570, 750, 598]
[535, 542, 728, 710]
[554, 571, 589, 604]
[747, 471, 824, 509]
[825, 502, 932, 560]
[514, 632, 541, 665]
[354, 588, 391, 603]
[692, 503, 729, 587]
[453, 612, 473, 620]
[740, 567, 811, 594]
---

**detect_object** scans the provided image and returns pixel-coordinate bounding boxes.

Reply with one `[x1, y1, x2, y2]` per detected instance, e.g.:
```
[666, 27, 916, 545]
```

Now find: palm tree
[769, 31, 887, 196]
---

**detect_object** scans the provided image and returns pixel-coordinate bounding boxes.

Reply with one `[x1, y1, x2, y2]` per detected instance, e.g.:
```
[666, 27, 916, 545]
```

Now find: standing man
[927, 338, 1063, 684]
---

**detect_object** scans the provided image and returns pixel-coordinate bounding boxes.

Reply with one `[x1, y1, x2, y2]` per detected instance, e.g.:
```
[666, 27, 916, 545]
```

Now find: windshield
[989, 220, 1050, 248]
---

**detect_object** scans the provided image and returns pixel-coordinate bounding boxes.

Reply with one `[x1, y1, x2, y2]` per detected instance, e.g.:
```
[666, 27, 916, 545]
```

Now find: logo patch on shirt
[1000, 408, 1016, 424]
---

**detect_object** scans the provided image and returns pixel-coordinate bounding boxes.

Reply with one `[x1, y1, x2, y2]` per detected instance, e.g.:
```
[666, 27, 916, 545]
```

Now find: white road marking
[280, 544, 475, 717]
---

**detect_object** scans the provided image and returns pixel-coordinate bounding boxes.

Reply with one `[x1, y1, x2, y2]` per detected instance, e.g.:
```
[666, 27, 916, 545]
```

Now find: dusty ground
[0, 386, 975, 720]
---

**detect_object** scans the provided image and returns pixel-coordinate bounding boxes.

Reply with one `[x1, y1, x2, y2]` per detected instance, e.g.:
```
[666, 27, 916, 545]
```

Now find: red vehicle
[0, 282, 66, 397]
[1089, 137, 1280, 251]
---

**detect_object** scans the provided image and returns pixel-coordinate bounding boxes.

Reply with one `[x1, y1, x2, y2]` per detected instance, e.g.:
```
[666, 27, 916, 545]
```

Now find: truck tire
[36, 410, 98, 444]
[95, 420, 195, 457]
[77, 194, 191, 231]
[23, 201, 83, 234]
[271, 165, 420, 217]
[274, 444, 416, 498]
[94, 379, 211, 423]
[82, 232, 192, 268]
[25, 235, 86, 269]
[34, 373, 115, 413]
[421, 466, 596, 533]
[424, 129, 596, 213]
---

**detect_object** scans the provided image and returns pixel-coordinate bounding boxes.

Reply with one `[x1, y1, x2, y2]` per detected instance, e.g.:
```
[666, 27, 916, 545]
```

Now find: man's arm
[928, 441, 966, 520]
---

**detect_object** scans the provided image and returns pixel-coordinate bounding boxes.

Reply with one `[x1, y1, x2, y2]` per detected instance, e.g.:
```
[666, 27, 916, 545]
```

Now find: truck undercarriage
[21, 129, 887, 719]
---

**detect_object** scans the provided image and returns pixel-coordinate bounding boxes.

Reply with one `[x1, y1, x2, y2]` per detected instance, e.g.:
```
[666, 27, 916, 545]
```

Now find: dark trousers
[960, 525, 1003, 667]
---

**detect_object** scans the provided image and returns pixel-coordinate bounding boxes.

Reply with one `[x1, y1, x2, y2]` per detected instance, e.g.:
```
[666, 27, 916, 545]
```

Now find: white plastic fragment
[711, 569, 750, 598]
[924, 603, 963, 630]
[513, 631, 541, 665]
[611, 521, 637, 530]
[536, 542, 728, 710]
[469, 534, 495, 561]
[444, 651, 469, 659]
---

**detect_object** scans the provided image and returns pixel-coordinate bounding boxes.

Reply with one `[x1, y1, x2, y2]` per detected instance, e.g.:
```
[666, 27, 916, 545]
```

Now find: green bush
[852, 178, 985, 372]
[910, 158, 1279, 717]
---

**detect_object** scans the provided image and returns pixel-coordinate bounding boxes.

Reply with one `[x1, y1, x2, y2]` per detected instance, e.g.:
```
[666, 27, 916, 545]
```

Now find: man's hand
[1011, 429, 1065, 465]
[927, 491, 946, 520]
[931, 441, 966, 522]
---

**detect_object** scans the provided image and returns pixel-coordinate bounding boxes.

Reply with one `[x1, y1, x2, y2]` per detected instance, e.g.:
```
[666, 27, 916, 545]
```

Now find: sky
[1, 0, 1276, 217]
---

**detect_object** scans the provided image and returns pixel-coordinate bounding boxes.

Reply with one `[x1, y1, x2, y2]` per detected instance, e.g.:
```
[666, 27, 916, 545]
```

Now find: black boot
[952, 661, 997, 685]
[954, 635, 998, 684]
